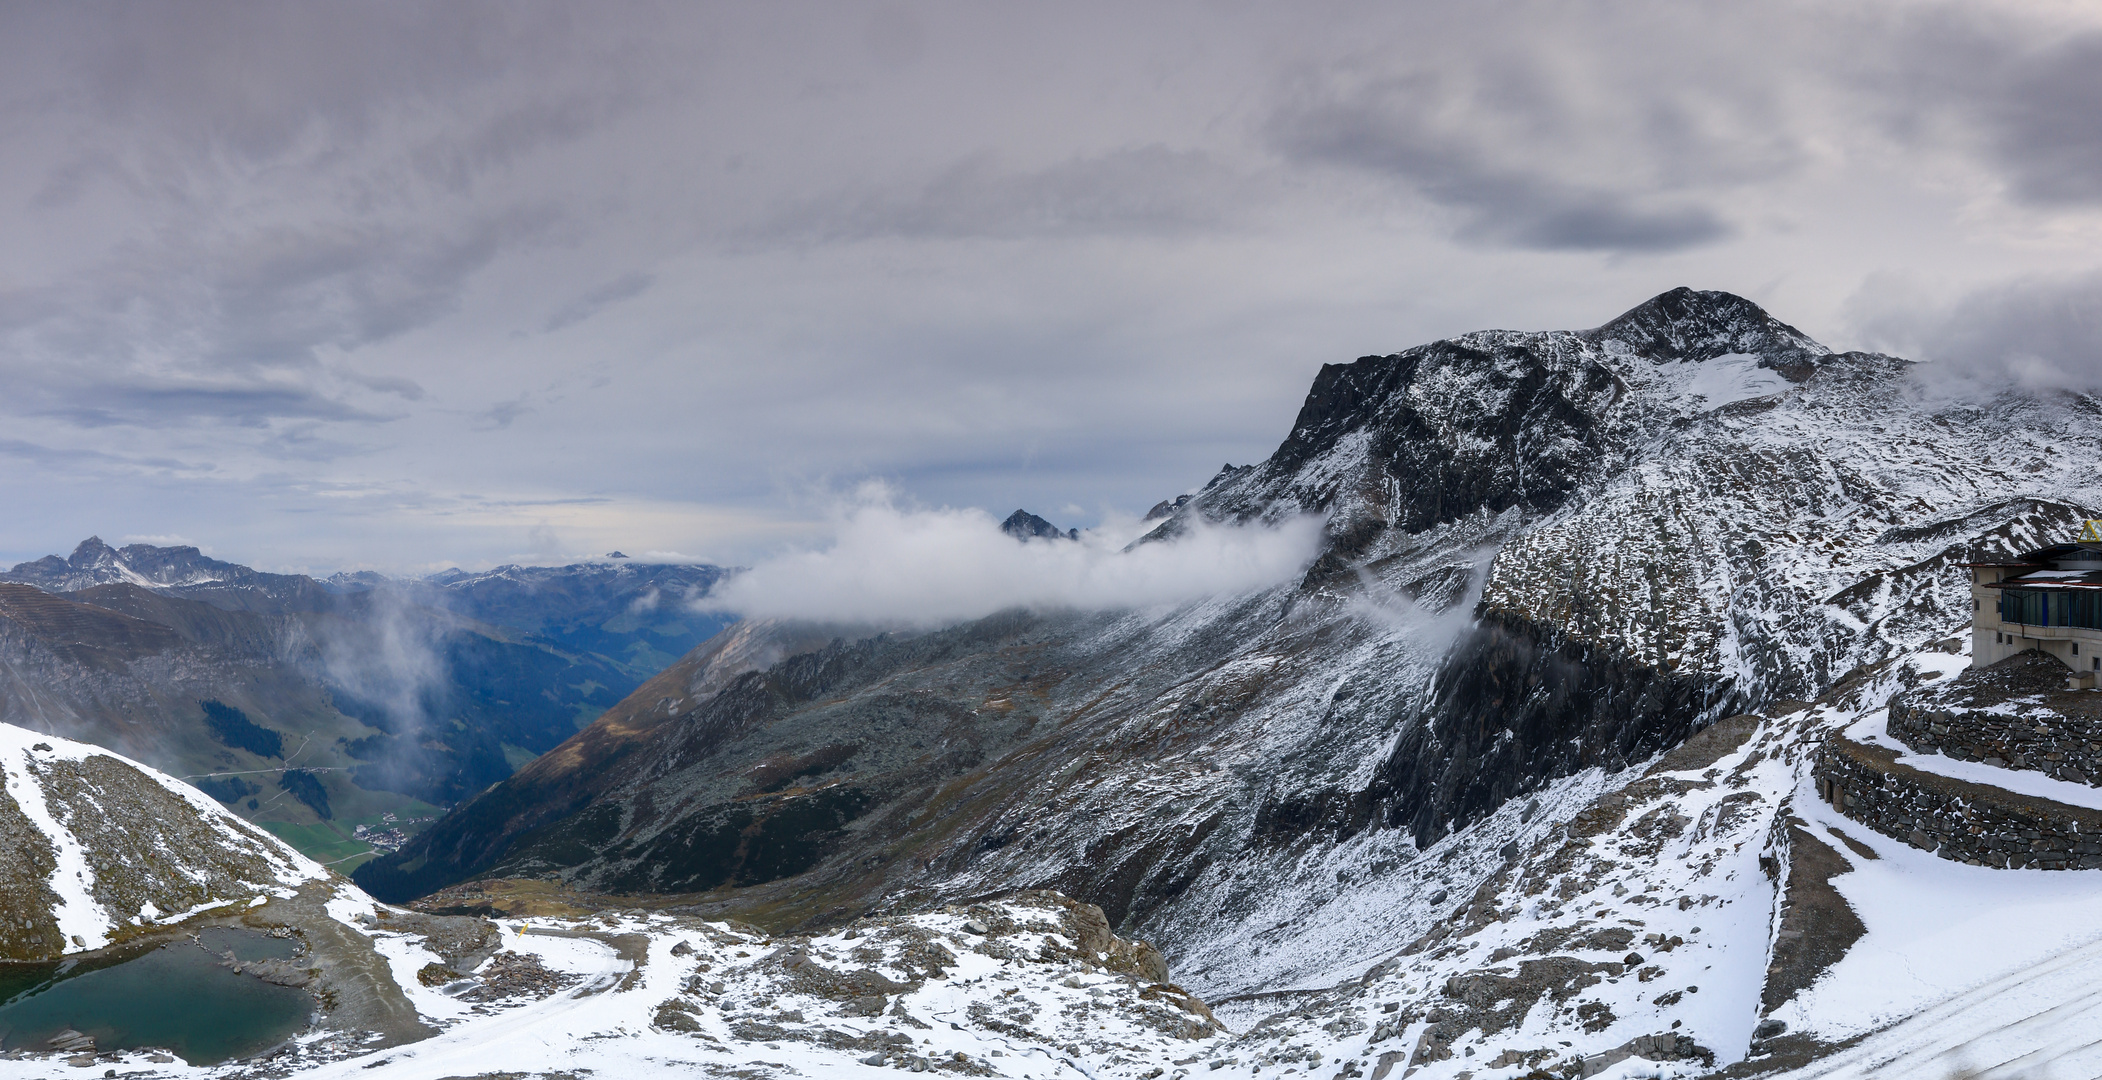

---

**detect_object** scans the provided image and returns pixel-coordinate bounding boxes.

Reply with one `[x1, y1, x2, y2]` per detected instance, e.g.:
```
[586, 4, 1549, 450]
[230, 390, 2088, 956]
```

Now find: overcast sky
[3, 0, 2101, 574]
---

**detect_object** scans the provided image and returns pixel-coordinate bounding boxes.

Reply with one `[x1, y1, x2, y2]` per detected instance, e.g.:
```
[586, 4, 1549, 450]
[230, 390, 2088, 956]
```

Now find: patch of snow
[1892, 749, 2102, 811]
[1670, 352, 1792, 413]
[1769, 933, 2102, 1078]
[0, 728, 108, 950]
[1786, 786, 2102, 1052]
[324, 886, 379, 935]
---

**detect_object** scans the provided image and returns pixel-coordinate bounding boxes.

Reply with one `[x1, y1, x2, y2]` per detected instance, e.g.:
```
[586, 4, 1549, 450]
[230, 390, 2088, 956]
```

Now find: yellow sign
[2084, 520, 2102, 544]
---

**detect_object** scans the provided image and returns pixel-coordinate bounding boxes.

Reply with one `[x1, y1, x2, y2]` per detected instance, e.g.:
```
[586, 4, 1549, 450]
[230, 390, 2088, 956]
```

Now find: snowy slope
[0, 891, 1236, 1079]
[0, 722, 330, 959]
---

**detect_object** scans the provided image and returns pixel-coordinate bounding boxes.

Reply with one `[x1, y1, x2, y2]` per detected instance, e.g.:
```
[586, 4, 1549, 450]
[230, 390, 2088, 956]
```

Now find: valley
[0, 544, 731, 871]
[6, 289, 2102, 1077]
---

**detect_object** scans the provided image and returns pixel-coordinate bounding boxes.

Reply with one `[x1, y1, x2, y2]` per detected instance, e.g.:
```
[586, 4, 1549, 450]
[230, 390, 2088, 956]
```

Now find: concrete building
[1971, 527, 2102, 686]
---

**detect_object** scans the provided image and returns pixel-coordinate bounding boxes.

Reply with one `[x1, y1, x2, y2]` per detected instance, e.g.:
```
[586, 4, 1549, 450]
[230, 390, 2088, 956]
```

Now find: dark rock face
[999, 510, 1077, 541]
[1169, 336, 1620, 559]
[1360, 612, 1741, 847]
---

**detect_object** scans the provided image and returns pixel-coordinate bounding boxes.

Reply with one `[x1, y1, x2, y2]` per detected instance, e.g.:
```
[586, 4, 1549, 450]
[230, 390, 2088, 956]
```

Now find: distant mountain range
[0, 539, 731, 869]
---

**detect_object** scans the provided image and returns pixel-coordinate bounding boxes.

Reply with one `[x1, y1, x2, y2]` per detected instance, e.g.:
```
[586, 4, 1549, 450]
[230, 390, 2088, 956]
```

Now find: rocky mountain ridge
[359, 285, 2102, 1040]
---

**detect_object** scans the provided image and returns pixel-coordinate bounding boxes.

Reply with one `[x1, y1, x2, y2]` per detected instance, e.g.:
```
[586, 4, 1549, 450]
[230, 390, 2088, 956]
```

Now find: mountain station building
[1972, 524, 2102, 685]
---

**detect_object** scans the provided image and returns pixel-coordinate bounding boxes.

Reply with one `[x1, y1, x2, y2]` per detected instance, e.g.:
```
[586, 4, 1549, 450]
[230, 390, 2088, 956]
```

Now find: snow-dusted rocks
[0, 722, 327, 960]
[1887, 649, 2102, 788]
[169, 891, 1227, 1080]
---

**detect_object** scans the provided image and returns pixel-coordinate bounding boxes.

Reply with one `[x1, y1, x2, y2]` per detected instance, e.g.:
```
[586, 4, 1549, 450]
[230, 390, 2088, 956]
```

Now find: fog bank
[699, 497, 1324, 626]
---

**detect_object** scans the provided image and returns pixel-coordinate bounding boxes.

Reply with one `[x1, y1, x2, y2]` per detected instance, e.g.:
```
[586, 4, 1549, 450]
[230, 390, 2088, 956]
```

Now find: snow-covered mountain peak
[0, 537, 305, 598]
[1584, 286, 1829, 374]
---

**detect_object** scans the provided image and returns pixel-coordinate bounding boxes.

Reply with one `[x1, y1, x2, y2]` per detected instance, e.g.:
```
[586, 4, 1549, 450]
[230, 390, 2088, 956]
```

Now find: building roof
[1985, 543, 2102, 589]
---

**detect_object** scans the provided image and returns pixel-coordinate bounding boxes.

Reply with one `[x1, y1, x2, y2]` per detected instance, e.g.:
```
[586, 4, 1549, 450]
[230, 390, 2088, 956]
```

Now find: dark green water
[0, 928, 310, 1064]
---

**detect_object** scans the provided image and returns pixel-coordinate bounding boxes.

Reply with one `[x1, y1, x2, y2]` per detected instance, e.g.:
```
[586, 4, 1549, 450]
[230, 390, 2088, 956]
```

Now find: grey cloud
[762, 146, 1258, 241]
[0, 438, 207, 474]
[1982, 34, 2102, 205]
[542, 273, 655, 333]
[0, 2, 624, 436]
[1, 206, 555, 430]
[1851, 269, 2102, 393]
[341, 371, 427, 401]
[861, 8, 927, 70]
[1849, 12, 2102, 208]
[11, 2, 638, 167]
[1265, 67, 1739, 253]
[478, 395, 534, 430]
[201, 208, 562, 362]
[38, 384, 392, 430]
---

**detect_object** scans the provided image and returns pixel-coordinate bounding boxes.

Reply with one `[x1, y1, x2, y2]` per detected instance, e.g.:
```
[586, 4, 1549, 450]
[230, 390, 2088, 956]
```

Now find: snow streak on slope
[0, 722, 329, 957]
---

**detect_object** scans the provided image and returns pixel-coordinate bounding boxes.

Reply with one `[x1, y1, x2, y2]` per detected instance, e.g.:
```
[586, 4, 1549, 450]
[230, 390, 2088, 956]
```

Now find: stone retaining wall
[1888, 695, 2102, 788]
[1813, 736, 2102, 870]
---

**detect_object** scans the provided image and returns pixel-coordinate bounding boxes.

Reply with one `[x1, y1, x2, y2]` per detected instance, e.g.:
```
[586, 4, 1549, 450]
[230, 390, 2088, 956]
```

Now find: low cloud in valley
[701, 491, 1324, 626]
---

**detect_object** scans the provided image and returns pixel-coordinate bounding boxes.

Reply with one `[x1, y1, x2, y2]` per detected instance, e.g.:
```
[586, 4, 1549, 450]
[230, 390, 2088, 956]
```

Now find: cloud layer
[700, 495, 1323, 626]
[3, 2, 2102, 570]
[1852, 270, 2102, 395]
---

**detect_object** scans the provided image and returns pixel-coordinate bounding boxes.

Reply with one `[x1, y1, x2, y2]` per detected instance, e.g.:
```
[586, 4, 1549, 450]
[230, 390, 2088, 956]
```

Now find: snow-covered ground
[14, 637, 2102, 1080]
[1751, 650, 2102, 1080]
[0, 893, 1230, 1079]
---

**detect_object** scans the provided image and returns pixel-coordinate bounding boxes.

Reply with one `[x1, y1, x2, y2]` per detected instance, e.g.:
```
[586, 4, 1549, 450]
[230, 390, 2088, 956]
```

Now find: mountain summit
[999, 509, 1078, 540]
[1584, 285, 1829, 372]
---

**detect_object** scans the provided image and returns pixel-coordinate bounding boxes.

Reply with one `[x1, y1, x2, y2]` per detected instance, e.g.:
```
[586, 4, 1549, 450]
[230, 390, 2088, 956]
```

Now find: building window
[2077, 643, 2083, 655]
[2064, 591, 2102, 630]
[2003, 589, 2053, 626]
